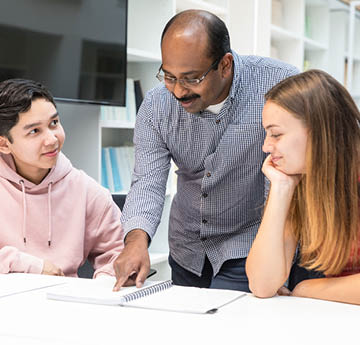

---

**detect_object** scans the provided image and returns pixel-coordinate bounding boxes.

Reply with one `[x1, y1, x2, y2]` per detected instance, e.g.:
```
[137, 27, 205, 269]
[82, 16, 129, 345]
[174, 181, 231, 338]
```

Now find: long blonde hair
[265, 69, 360, 275]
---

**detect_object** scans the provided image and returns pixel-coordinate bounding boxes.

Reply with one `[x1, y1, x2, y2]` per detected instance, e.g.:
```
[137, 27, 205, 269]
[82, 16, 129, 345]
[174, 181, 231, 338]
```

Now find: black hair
[161, 10, 231, 63]
[0, 78, 56, 142]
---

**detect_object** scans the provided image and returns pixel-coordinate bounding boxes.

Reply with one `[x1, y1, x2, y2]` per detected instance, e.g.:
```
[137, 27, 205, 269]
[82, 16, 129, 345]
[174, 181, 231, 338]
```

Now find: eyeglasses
[156, 58, 221, 88]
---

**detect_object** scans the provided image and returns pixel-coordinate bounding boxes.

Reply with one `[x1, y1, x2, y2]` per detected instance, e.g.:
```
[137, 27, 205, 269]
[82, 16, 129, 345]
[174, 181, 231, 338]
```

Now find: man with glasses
[113, 9, 298, 292]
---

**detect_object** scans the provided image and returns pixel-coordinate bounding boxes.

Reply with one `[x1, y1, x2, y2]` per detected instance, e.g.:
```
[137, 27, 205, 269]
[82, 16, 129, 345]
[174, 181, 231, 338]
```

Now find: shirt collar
[228, 50, 243, 102]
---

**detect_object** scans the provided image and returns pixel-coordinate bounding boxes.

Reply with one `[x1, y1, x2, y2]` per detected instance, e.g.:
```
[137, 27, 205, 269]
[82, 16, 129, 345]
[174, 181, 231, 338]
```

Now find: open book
[46, 277, 246, 314]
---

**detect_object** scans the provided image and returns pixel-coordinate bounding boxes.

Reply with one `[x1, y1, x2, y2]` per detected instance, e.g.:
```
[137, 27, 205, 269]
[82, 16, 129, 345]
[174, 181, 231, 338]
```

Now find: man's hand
[42, 260, 64, 276]
[113, 229, 150, 291]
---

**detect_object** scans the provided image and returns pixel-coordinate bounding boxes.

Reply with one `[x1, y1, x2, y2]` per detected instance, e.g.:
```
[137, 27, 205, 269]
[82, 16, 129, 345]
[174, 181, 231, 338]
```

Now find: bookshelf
[268, 0, 330, 71]
[329, 0, 360, 108]
[104, 0, 174, 277]
[346, 0, 360, 107]
[226, 0, 359, 107]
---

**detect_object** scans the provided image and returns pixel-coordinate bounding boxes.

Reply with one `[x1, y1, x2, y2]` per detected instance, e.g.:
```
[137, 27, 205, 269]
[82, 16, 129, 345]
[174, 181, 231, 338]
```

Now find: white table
[0, 274, 359, 345]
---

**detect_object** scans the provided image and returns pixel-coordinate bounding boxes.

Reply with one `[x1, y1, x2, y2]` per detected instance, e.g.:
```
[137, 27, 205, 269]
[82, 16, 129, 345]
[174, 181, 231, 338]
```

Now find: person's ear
[220, 53, 233, 78]
[0, 136, 11, 154]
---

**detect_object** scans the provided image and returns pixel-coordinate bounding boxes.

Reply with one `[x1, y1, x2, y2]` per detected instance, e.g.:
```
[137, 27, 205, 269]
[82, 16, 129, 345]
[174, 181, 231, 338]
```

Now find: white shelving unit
[267, 0, 330, 71]
[346, 0, 360, 107]
[100, 0, 176, 278]
[225, 0, 358, 107]
[328, 0, 360, 108]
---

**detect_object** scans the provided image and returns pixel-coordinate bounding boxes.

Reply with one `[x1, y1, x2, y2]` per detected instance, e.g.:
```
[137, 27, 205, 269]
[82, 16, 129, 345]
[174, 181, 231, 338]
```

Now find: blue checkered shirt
[121, 51, 298, 276]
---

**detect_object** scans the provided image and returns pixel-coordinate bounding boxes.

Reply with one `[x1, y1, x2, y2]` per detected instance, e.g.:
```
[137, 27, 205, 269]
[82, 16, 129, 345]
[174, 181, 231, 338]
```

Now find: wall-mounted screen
[0, 0, 127, 106]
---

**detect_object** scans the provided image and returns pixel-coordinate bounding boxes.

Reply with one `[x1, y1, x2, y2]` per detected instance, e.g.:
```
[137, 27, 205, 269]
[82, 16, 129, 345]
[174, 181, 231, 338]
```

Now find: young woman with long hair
[246, 69, 360, 304]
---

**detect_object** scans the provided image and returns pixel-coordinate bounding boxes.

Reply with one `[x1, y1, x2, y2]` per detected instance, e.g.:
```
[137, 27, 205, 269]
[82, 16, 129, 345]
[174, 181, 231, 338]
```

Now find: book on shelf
[101, 146, 135, 193]
[46, 277, 246, 314]
[303, 59, 311, 71]
[100, 105, 127, 122]
[109, 147, 123, 192]
[103, 147, 115, 193]
[116, 146, 134, 191]
[304, 14, 312, 38]
[134, 79, 144, 112]
[126, 78, 137, 124]
[101, 147, 109, 190]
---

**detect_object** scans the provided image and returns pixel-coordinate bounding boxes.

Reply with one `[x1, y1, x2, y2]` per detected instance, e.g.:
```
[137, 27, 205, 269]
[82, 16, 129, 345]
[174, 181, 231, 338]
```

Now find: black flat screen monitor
[0, 0, 127, 106]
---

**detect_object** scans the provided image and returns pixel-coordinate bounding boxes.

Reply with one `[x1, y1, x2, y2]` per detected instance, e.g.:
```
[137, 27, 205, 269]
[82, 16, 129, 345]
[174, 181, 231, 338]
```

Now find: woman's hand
[262, 155, 302, 189]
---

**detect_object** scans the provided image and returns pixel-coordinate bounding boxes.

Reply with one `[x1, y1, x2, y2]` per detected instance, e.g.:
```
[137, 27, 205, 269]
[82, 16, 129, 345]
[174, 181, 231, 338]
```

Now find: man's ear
[220, 52, 233, 78]
[0, 136, 11, 154]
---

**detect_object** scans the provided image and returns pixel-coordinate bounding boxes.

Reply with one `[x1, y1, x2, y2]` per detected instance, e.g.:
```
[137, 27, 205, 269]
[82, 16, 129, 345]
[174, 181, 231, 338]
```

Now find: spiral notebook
[46, 277, 246, 314]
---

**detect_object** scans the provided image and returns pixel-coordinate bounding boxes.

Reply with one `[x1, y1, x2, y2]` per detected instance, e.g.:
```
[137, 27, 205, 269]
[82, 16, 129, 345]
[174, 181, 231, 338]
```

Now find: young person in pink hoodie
[0, 78, 124, 277]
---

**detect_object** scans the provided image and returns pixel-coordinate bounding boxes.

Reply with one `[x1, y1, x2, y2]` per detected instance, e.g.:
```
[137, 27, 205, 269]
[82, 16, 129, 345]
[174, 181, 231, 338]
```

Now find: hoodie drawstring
[19, 180, 27, 245]
[19, 180, 53, 247]
[47, 182, 53, 246]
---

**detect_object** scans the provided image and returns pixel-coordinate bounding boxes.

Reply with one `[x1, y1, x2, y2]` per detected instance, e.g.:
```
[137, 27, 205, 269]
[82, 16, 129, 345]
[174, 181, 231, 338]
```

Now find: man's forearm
[125, 228, 150, 247]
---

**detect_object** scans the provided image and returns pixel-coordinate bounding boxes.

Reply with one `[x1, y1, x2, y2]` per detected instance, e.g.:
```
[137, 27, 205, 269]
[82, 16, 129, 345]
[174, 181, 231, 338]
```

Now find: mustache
[174, 94, 200, 102]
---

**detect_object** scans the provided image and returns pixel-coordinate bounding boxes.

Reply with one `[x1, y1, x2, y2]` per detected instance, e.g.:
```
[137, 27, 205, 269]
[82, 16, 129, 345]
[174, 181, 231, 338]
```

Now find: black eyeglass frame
[156, 57, 222, 87]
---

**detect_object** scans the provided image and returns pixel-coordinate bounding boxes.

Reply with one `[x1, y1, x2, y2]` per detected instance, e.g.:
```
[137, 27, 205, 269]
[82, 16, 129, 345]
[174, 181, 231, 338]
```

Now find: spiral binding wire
[122, 280, 173, 303]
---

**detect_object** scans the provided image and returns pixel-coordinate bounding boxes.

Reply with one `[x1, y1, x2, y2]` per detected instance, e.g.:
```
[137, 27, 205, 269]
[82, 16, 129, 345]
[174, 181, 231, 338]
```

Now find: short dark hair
[0, 78, 55, 142]
[161, 10, 231, 63]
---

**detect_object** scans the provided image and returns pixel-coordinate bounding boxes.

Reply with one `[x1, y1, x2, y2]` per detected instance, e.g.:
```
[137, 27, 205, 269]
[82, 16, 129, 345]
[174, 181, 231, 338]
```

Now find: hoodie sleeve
[85, 188, 124, 278]
[0, 246, 44, 274]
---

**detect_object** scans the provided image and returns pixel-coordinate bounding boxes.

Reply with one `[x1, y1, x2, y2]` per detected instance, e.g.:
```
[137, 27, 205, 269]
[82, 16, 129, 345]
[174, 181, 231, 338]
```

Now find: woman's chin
[276, 166, 302, 176]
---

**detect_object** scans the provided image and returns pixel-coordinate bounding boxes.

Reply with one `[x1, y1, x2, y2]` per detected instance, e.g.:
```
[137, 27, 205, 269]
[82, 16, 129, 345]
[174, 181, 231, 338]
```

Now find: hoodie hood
[0, 152, 72, 192]
[0, 152, 73, 246]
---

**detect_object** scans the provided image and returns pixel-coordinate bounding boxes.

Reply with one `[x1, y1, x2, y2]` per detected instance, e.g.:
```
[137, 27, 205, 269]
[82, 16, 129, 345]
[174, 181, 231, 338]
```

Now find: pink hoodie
[0, 152, 124, 277]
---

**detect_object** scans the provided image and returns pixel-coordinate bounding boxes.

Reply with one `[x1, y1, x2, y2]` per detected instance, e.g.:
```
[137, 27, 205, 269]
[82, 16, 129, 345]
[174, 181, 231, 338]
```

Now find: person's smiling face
[0, 98, 65, 184]
[160, 25, 232, 113]
[262, 101, 308, 175]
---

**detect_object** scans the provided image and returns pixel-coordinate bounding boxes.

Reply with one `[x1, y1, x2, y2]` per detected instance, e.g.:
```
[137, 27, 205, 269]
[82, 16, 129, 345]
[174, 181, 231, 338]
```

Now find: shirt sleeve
[0, 246, 44, 274]
[86, 191, 124, 278]
[120, 93, 171, 240]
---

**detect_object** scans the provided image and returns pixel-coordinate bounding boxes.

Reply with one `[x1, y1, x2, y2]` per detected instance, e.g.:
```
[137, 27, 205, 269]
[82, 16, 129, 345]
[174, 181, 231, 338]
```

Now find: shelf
[306, 0, 328, 6]
[271, 24, 301, 41]
[127, 47, 161, 63]
[304, 37, 328, 51]
[111, 190, 129, 195]
[108, 188, 172, 197]
[149, 252, 168, 265]
[100, 120, 135, 129]
[344, 51, 360, 62]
